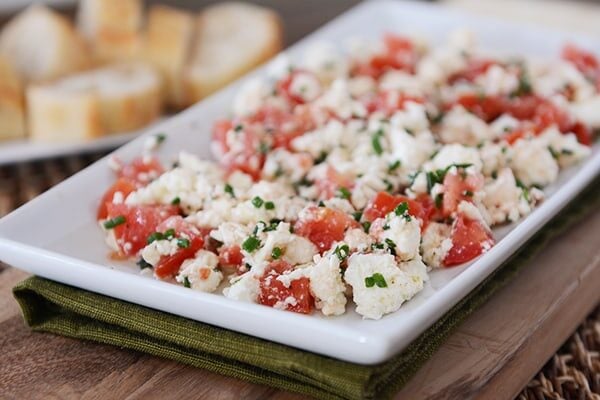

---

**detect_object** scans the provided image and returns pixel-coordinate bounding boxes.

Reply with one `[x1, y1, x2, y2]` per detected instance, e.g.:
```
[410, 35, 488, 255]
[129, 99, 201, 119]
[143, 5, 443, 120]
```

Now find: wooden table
[1, 1, 599, 399]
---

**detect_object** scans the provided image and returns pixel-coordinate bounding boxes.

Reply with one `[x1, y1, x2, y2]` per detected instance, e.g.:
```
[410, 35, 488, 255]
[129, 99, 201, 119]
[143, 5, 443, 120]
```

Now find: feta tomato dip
[98, 31, 596, 320]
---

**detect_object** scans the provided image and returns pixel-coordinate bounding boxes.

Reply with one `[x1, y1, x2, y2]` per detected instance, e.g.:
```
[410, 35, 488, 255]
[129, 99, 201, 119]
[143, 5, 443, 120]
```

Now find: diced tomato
[363, 91, 425, 115]
[211, 119, 234, 156]
[154, 235, 205, 279]
[502, 95, 544, 120]
[97, 178, 136, 220]
[443, 213, 495, 267]
[504, 128, 528, 145]
[454, 93, 506, 122]
[315, 166, 354, 200]
[448, 59, 497, 84]
[362, 192, 425, 223]
[294, 207, 359, 253]
[531, 100, 572, 133]
[570, 121, 593, 146]
[118, 156, 164, 187]
[220, 126, 265, 181]
[156, 216, 200, 238]
[414, 194, 439, 230]
[248, 105, 315, 150]
[106, 203, 179, 256]
[441, 171, 484, 217]
[258, 260, 313, 314]
[218, 245, 244, 267]
[561, 44, 600, 89]
[353, 33, 418, 79]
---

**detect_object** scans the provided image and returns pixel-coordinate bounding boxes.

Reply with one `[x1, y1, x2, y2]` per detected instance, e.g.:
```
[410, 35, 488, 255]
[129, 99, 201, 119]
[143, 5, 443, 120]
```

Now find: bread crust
[0, 56, 26, 140]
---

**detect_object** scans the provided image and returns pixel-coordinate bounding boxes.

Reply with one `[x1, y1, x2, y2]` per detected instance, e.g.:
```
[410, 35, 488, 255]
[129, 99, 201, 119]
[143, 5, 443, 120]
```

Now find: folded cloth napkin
[13, 181, 599, 400]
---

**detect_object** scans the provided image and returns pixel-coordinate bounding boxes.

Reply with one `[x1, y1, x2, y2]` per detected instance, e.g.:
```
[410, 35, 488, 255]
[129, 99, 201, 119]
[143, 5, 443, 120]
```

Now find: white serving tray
[0, 0, 598, 364]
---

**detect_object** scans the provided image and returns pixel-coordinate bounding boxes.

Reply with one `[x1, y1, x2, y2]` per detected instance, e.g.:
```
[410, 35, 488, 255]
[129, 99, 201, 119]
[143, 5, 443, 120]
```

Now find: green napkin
[13, 181, 598, 400]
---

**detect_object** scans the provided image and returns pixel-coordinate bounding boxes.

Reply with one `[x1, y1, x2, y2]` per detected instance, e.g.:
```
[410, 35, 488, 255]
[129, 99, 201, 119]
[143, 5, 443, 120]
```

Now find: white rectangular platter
[0, 0, 598, 364]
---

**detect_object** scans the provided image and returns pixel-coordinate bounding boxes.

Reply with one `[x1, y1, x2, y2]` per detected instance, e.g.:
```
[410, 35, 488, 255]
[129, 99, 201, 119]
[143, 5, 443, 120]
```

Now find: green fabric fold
[13, 181, 598, 400]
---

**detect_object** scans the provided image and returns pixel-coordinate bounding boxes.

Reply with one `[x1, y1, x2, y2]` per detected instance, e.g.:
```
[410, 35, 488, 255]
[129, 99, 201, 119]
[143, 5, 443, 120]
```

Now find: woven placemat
[1, 153, 599, 399]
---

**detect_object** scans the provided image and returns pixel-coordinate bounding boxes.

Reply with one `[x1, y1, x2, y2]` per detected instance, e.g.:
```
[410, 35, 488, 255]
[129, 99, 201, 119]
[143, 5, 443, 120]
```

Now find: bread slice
[0, 56, 26, 140]
[77, 0, 144, 64]
[144, 5, 195, 110]
[27, 63, 162, 142]
[184, 2, 283, 104]
[0, 5, 90, 83]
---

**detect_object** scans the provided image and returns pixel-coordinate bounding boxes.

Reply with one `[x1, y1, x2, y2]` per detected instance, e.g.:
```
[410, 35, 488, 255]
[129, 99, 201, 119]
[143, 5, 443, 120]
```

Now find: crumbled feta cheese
[420, 223, 453, 268]
[343, 228, 373, 252]
[430, 143, 483, 172]
[511, 138, 559, 187]
[302, 42, 349, 84]
[289, 71, 322, 102]
[439, 106, 494, 146]
[142, 238, 181, 266]
[482, 168, 532, 224]
[474, 64, 518, 96]
[176, 250, 223, 292]
[309, 254, 347, 316]
[232, 78, 269, 117]
[378, 214, 422, 261]
[315, 79, 367, 120]
[571, 95, 600, 127]
[538, 126, 591, 168]
[210, 222, 250, 247]
[223, 271, 260, 303]
[344, 253, 423, 320]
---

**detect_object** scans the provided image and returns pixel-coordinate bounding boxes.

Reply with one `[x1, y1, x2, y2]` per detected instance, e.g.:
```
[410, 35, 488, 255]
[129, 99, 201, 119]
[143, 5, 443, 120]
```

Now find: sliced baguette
[0, 55, 26, 140]
[144, 5, 195, 110]
[77, 0, 144, 64]
[27, 63, 162, 142]
[0, 5, 90, 83]
[184, 2, 283, 104]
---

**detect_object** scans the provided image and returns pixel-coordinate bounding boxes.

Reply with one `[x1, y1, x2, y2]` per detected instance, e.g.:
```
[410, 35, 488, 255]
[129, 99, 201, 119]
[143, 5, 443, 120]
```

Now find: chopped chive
[337, 187, 351, 200]
[561, 149, 574, 155]
[224, 183, 235, 198]
[315, 151, 328, 164]
[177, 238, 190, 249]
[264, 201, 275, 210]
[334, 244, 350, 261]
[259, 142, 270, 154]
[388, 160, 401, 172]
[464, 190, 474, 197]
[183, 277, 191, 288]
[234, 124, 243, 132]
[242, 236, 261, 252]
[271, 247, 283, 260]
[147, 232, 164, 244]
[103, 215, 126, 229]
[155, 133, 166, 144]
[318, 201, 326, 207]
[171, 197, 181, 205]
[362, 221, 371, 233]
[491, 170, 498, 179]
[251, 196, 264, 208]
[384, 238, 397, 256]
[394, 202, 409, 216]
[352, 211, 363, 222]
[365, 272, 388, 288]
[245, 263, 253, 271]
[434, 193, 444, 209]
[371, 129, 384, 155]
[163, 229, 176, 239]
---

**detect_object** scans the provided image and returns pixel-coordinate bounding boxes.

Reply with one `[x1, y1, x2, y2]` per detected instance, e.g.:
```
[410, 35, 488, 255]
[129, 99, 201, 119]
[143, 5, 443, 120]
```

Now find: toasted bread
[77, 0, 144, 64]
[27, 63, 162, 142]
[184, 2, 283, 104]
[0, 56, 26, 140]
[144, 5, 195, 110]
[0, 5, 90, 83]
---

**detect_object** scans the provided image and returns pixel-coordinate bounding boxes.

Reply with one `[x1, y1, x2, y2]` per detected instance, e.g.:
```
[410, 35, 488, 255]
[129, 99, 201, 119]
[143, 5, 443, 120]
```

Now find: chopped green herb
[244, 263, 253, 271]
[383, 179, 394, 193]
[463, 190, 474, 197]
[183, 277, 191, 288]
[251, 196, 264, 208]
[224, 183, 235, 198]
[264, 201, 275, 210]
[155, 133, 166, 144]
[365, 272, 388, 288]
[147, 232, 164, 244]
[371, 129, 384, 155]
[234, 124, 243, 132]
[335, 244, 350, 261]
[362, 221, 371, 233]
[548, 146, 560, 160]
[315, 151, 328, 164]
[177, 238, 190, 249]
[516, 179, 531, 202]
[561, 149, 574, 155]
[171, 197, 181, 205]
[271, 247, 283, 260]
[434, 193, 444, 209]
[511, 66, 533, 97]
[388, 160, 401, 172]
[383, 223, 390, 230]
[352, 211, 363, 222]
[337, 187, 351, 200]
[371, 242, 385, 250]
[384, 238, 397, 256]
[242, 235, 261, 252]
[491, 170, 498, 179]
[163, 229, 176, 239]
[103, 215, 126, 229]
[259, 142, 270, 154]
[318, 201, 326, 207]
[405, 128, 415, 136]
[136, 258, 153, 270]
[394, 201, 409, 216]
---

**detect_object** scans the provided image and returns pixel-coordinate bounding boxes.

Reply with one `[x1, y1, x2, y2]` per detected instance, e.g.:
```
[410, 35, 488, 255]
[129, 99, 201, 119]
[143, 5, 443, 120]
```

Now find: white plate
[0, 0, 599, 364]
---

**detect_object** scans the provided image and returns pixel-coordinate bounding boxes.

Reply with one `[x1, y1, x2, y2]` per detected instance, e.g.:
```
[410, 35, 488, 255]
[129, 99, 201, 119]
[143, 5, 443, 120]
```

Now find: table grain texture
[1, 1, 599, 399]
